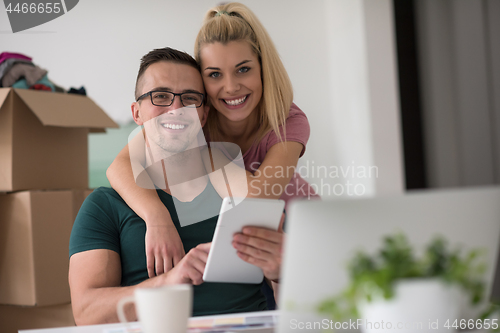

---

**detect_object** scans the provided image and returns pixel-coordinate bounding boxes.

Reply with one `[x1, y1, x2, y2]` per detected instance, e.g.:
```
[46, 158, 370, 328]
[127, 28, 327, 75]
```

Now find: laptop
[277, 186, 500, 332]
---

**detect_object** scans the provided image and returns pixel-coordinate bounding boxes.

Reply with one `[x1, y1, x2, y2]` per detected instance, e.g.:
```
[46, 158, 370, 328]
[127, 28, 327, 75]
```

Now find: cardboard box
[0, 88, 118, 192]
[0, 189, 91, 306]
[0, 303, 74, 333]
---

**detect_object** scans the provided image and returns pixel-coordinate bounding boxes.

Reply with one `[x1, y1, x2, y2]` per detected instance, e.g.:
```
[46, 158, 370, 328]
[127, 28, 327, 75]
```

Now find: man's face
[132, 61, 209, 154]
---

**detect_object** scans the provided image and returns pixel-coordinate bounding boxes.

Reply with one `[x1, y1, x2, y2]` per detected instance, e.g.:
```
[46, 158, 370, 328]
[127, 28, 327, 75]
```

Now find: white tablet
[203, 197, 285, 284]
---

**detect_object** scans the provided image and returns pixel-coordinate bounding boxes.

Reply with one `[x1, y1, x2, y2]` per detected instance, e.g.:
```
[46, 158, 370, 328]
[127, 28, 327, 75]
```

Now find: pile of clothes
[0, 51, 86, 95]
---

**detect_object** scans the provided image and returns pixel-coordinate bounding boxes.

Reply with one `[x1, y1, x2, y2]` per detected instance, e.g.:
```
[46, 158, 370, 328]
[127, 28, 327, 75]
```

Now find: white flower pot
[358, 278, 462, 333]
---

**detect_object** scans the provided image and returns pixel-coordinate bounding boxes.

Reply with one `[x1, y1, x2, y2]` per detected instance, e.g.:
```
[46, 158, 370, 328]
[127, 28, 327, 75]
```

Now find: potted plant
[318, 233, 492, 332]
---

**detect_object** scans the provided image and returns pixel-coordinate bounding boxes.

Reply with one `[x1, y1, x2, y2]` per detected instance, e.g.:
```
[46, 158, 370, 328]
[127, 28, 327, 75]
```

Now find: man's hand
[163, 243, 211, 285]
[232, 214, 285, 282]
[145, 222, 185, 277]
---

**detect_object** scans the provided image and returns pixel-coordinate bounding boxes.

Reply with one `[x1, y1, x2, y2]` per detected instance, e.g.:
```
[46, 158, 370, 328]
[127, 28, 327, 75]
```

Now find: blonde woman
[107, 2, 318, 287]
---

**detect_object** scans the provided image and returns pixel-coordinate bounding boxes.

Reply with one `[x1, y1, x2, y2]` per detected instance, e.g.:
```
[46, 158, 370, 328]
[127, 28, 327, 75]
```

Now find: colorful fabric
[11, 74, 55, 91]
[30, 84, 52, 91]
[11, 78, 29, 89]
[0, 58, 33, 80]
[0, 52, 32, 64]
[68, 86, 86, 96]
[2, 63, 47, 87]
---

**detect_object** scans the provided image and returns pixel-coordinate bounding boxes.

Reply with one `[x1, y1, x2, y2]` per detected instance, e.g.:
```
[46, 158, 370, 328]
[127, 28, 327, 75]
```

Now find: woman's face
[200, 40, 263, 124]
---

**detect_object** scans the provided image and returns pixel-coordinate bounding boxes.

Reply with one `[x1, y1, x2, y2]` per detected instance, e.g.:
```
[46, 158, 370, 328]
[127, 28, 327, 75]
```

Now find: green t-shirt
[69, 186, 267, 316]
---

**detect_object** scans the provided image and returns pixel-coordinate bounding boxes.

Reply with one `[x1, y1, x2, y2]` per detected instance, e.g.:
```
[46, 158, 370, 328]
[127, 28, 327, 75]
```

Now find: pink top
[210, 103, 319, 209]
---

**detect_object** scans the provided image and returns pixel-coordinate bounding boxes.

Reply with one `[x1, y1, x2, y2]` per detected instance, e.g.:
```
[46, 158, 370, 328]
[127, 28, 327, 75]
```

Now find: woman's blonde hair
[194, 2, 293, 143]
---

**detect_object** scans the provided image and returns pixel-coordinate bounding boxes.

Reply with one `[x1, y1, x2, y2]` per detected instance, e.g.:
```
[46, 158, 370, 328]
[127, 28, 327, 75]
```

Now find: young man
[69, 48, 282, 325]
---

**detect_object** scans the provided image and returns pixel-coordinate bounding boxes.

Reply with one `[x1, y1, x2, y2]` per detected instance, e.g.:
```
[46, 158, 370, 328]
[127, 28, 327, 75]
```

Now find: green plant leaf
[317, 232, 487, 322]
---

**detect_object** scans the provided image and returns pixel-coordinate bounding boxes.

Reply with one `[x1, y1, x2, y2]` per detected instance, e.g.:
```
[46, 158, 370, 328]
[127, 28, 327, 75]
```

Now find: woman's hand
[145, 221, 185, 278]
[232, 213, 285, 282]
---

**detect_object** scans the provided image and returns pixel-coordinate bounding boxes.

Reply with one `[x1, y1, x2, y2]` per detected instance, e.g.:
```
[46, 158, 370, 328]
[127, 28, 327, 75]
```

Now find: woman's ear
[131, 102, 144, 126]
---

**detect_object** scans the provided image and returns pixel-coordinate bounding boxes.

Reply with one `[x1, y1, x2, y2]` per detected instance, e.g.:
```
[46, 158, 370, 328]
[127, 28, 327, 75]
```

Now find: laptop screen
[278, 186, 500, 332]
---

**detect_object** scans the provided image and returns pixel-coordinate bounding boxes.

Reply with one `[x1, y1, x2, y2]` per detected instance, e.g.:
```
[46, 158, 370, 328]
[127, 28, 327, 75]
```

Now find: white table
[19, 310, 277, 333]
[20, 323, 273, 333]
[17, 309, 489, 333]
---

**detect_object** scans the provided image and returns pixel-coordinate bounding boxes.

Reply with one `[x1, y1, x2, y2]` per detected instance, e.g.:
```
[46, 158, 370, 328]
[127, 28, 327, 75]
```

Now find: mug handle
[117, 295, 136, 324]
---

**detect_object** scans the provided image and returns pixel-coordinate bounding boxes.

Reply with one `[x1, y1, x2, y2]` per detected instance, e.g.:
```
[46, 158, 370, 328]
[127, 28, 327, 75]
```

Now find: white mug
[117, 284, 193, 333]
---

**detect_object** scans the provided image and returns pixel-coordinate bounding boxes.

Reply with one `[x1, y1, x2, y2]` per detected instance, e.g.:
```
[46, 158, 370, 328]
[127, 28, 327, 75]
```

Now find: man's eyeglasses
[136, 90, 205, 108]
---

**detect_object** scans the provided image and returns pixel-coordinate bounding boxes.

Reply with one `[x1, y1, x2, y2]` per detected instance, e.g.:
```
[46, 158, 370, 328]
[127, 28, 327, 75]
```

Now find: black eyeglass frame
[136, 90, 205, 108]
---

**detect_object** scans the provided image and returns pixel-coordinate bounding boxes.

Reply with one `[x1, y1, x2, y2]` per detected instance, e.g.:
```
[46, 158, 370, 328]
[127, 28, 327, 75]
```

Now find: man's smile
[161, 122, 188, 130]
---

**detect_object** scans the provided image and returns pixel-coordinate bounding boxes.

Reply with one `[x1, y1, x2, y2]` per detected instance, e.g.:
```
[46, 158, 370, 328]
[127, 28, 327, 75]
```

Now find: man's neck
[146, 146, 209, 202]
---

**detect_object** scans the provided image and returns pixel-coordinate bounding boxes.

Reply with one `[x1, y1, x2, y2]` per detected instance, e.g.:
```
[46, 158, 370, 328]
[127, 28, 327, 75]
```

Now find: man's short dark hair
[135, 47, 200, 100]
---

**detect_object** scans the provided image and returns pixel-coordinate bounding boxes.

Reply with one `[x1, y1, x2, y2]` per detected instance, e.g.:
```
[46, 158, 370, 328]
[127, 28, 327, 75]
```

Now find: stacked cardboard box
[0, 88, 118, 332]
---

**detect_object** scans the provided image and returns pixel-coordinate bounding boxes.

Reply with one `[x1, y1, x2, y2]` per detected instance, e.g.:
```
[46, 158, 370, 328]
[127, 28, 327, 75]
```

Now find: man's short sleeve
[266, 104, 310, 157]
[69, 188, 121, 258]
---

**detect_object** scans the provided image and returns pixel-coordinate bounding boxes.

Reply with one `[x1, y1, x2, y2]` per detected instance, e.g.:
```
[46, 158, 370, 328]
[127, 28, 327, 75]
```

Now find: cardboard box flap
[0, 88, 11, 106]
[13, 89, 118, 129]
[89, 128, 107, 133]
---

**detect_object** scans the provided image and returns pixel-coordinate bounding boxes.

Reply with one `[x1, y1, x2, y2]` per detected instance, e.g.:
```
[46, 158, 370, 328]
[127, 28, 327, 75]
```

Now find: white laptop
[277, 186, 500, 332]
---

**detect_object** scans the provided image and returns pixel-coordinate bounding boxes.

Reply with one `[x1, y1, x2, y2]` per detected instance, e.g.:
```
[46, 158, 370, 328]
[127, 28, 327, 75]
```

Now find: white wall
[0, 0, 404, 198]
[322, 0, 404, 197]
[0, 0, 211, 124]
